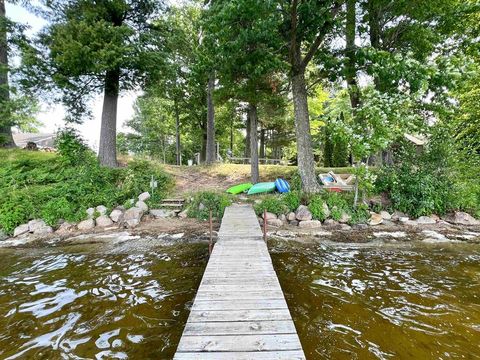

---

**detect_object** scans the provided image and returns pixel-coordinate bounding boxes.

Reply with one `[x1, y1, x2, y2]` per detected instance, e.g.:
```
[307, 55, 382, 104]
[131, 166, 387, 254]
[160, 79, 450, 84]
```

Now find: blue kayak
[274, 178, 290, 193]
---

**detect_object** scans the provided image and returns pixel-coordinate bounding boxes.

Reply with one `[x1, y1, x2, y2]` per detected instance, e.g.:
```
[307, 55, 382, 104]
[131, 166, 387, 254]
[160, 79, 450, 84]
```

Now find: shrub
[254, 195, 287, 216]
[0, 149, 173, 234]
[55, 128, 94, 166]
[349, 204, 370, 224]
[308, 195, 328, 221]
[187, 191, 232, 220]
[281, 191, 301, 212]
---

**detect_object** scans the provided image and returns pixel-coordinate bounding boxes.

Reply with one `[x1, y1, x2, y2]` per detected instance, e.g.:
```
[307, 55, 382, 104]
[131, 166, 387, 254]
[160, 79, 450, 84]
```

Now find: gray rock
[267, 219, 283, 227]
[392, 211, 408, 221]
[34, 226, 53, 236]
[109, 209, 124, 223]
[296, 205, 312, 221]
[416, 216, 436, 225]
[338, 212, 351, 224]
[403, 220, 418, 226]
[298, 220, 322, 228]
[56, 222, 75, 234]
[178, 210, 188, 219]
[287, 212, 296, 221]
[279, 214, 287, 222]
[96, 215, 114, 227]
[28, 219, 46, 233]
[274, 230, 296, 238]
[289, 220, 299, 226]
[0, 230, 8, 241]
[138, 192, 151, 202]
[380, 211, 392, 220]
[381, 220, 395, 227]
[323, 219, 340, 229]
[96, 205, 108, 216]
[322, 203, 331, 218]
[77, 219, 95, 231]
[262, 212, 277, 221]
[150, 209, 175, 218]
[399, 216, 410, 223]
[339, 224, 352, 231]
[14, 224, 30, 237]
[445, 212, 480, 226]
[352, 223, 368, 230]
[135, 200, 149, 212]
[124, 207, 144, 228]
[369, 213, 384, 226]
[86, 207, 95, 219]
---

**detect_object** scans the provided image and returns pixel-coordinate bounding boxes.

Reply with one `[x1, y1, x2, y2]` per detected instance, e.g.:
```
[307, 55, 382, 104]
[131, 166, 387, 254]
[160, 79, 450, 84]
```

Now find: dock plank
[174, 204, 305, 359]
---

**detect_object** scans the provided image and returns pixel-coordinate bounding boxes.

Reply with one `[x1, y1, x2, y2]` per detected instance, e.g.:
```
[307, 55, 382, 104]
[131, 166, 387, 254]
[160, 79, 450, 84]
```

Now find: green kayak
[247, 182, 276, 195]
[226, 182, 253, 194]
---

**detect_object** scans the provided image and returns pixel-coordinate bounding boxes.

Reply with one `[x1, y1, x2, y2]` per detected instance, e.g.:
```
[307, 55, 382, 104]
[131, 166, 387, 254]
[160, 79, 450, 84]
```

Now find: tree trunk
[230, 116, 234, 151]
[368, 0, 384, 91]
[245, 113, 251, 162]
[0, 0, 14, 147]
[291, 69, 320, 192]
[346, 0, 360, 110]
[248, 103, 259, 183]
[259, 128, 265, 159]
[98, 69, 120, 167]
[206, 74, 216, 164]
[174, 98, 181, 165]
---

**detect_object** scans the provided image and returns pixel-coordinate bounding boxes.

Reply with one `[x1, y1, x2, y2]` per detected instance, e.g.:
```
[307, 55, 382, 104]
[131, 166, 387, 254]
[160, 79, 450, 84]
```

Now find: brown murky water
[0, 242, 208, 359]
[270, 240, 480, 359]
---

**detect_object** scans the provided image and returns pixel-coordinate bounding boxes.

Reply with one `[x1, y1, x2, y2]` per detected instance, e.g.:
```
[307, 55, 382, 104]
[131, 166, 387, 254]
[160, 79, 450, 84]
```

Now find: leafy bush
[254, 195, 287, 216]
[187, 191, 232, 220]
[55, 128, 94, 165]
[349, 204, 370, 225]
[0, 148, 172, 234]
[308, 195, 328, 221]
[281, 191, 301, 212]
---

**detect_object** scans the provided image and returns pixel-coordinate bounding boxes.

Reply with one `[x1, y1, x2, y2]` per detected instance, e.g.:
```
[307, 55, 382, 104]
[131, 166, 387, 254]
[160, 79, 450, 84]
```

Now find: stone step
[163, 198, 185, 203]
[161, 203, 184, 208]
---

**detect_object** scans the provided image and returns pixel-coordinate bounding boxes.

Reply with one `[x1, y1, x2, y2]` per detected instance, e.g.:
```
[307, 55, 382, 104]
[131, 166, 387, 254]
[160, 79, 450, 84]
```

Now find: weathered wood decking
[174, 204, 305, 360]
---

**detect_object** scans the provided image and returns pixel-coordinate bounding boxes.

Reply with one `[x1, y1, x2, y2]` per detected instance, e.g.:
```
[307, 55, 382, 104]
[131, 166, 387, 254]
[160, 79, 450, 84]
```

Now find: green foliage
[0, 149, 172, 233]
[187, 191, 232, 221]
[55, 127, 93, 165]
[349, 204, 370, 225]
[281, 191, 301, 212]
[308, 195, 328, 221]
[254, 195, 287, 216]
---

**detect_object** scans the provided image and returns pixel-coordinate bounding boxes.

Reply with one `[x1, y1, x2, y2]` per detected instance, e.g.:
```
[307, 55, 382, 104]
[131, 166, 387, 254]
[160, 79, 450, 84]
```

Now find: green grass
[0, 149, 173, 234]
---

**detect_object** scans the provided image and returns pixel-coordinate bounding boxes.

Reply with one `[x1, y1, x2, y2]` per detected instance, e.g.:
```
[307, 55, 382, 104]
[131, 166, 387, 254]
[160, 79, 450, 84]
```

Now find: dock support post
[209, 210, 213, 255]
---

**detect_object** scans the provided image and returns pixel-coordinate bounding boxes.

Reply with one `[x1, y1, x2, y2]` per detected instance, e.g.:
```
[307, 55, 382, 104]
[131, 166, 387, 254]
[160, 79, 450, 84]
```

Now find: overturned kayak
[226, 182, 253, 194]
[275, 178, 290, 193]
[247, 182, 276, 195]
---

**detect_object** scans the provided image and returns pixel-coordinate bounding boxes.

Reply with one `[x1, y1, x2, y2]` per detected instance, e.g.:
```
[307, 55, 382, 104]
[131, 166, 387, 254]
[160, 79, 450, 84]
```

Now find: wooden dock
[174, 204, 305, 359]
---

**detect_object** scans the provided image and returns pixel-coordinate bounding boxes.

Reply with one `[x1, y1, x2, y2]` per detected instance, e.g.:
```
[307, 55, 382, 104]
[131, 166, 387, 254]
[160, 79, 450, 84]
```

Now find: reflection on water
[270, 241, 480, 360]
[0, 243, 207, 359]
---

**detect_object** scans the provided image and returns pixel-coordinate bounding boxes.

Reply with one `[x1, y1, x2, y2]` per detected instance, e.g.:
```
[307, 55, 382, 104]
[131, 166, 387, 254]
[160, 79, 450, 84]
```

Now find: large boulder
[77, 219, 95, 231]
[56, 222, 75, 234]
[14, 224, 30, 237]
[135, 200, 149, 212]
[287, 212, 296, 221]
[267, 219, 283, 227]
[322, 203, 331, 218]
[96, 215, 114, 227]
[368, 213, 384, 226]
[34, 225, 53, 236]
[298, 220, 322, 229]
[262, 212, 277, 221]
[28, 219, 46, 233]
[445, 212, 480, 226]
[150, 209, 176, 218]
[138, 192, 151, 202]
[296, 205, 312, 221]
[96, 205, 108, 216]
[124, 207, 144, 228]
[338, 212, 351, 224]
[323, 219, 340, 229]
[109, 209, 124, 223]
[86, 207, 95, 219]
[416, 216, 436, 225]
[279, 214, 287, 222]
[380, 211, 392, 220]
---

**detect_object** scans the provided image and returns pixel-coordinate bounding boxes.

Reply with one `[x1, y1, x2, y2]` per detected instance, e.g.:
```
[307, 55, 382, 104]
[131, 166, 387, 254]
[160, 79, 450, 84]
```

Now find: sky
[6, 2, 138, 150]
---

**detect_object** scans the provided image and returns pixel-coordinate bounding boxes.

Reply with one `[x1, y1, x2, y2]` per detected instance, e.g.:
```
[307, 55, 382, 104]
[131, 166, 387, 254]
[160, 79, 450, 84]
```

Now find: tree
[0, 0, 14, 147]
[205, 0, 285, 183]
[205, 73, 216, 164]
[278, 0, 341, 192]
[29, 0, 163, 166]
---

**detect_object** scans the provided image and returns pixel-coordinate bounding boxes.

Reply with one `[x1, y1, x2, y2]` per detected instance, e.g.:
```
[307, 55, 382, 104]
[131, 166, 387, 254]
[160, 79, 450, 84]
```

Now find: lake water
[1, 237, 479, 359]
[270, 240, 480, 359]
